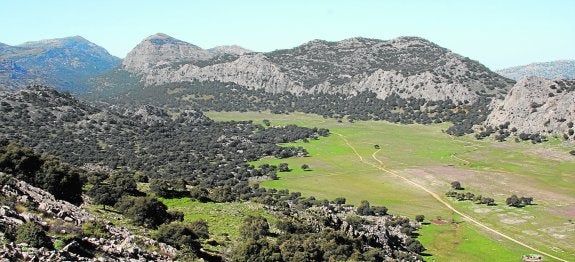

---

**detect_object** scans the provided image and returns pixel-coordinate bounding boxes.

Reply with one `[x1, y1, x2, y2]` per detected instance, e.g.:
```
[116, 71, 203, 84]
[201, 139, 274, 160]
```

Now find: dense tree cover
[0, 87, 426, 260]
[0, 141, 83, 204]
[231, 205, 423, 262]
[97, 80, 494, 136]
[0, 86, 327, 195]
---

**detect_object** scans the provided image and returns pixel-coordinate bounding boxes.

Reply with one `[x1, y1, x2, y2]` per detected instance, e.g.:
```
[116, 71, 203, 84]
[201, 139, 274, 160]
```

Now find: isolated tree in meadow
[506, 195, 522, 207]
[481, 197, 495, 206]
[450, 181, 463, 190]
[520, 196, 533, 205]
[301, 164, 310, 170]
[415, 215, 425, 223]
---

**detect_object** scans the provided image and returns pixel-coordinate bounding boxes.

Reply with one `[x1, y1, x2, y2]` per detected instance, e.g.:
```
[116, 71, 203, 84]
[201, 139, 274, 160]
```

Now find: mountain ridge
[496, 60, 575, 81]
[121, 33, 514, 103]
[0, 36, 121, 92]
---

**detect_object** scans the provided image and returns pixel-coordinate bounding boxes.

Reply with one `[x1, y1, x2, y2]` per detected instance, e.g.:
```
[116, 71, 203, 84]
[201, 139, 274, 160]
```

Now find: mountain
[496, 60, 575, 81]
[0, 86, 424, 261]
[122, 33, 212, 73]
[485, 77, 575, 139]
[0, 36, 121, 92]
[121, 34, 514, 103]
[208, 45, 252, 56]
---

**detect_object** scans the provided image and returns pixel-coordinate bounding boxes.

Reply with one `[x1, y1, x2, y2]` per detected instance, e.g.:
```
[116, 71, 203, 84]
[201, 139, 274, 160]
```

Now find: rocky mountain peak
[110, 35, 513, 103]
[122, 33, 213, 73]
[143, 32, 190, 46]
[0, 36, 120, 92]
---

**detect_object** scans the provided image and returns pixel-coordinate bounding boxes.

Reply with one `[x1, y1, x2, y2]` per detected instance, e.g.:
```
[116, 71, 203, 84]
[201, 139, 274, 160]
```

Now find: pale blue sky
[1, 0, 574, 69]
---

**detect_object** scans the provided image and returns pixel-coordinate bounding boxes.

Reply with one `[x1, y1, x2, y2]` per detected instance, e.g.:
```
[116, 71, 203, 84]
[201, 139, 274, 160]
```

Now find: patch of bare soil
[398, 166, 575, 223]
[431, 219, 448, 225]
[529, 148, 575, 162]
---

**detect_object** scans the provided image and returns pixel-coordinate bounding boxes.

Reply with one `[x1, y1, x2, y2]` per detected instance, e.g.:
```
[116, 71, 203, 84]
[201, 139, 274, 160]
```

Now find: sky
[1, 0, 574, 70]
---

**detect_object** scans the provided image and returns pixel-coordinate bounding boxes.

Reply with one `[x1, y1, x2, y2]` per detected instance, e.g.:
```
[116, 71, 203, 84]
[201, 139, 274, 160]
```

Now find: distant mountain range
[496, 60, 575, 81]
[120, 33, 513, 103]
[0, 36, 120, 92]
[1, 33, 574, 138]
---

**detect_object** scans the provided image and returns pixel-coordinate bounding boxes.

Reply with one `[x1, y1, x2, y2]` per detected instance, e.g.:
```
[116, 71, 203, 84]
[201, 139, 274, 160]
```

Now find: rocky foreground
[0, 174, 176, 261]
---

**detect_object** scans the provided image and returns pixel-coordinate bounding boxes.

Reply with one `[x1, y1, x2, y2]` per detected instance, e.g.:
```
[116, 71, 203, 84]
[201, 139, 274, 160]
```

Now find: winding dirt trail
[332, 132, 567, 262]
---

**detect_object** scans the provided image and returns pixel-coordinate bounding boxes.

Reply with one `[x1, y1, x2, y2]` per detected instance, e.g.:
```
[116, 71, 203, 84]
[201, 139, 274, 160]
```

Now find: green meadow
[206, 111, 575, 261]
[159, 197, 274, 240]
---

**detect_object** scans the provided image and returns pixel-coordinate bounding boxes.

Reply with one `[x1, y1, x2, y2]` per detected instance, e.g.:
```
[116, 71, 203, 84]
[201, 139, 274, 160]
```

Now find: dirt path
[333, 132, 567, 262]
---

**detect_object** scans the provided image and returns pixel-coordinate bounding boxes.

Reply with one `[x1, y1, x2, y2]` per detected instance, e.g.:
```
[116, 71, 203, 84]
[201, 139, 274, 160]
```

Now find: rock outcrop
[122, 33, 213, 73]
[0, 174, 177, 261]
[485, 77, 575, 137]
[121, 34, 514, 103]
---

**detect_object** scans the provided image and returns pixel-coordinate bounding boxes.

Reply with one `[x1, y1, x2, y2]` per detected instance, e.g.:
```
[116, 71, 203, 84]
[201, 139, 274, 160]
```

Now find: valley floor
[207, 111, 575, 261]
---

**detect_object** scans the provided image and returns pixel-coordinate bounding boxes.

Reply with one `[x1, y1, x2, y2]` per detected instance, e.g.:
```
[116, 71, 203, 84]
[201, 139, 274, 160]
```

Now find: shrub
[114, 196, 173, 228]
[15, 223, 53, 248]
[450, 181, 463, 190]
[415, 215, 425, 222]
[82, 221, 109, 238]
[154, 222, 200, 250]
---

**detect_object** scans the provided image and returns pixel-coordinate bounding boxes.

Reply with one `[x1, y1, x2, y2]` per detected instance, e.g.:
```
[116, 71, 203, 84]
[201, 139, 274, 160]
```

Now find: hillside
[0, 36, 120, 92]
[496, 60, 575, 81]
[119, 33, 514, 103]
[0, 86, 425, 261]
[485, 77, 575, 140]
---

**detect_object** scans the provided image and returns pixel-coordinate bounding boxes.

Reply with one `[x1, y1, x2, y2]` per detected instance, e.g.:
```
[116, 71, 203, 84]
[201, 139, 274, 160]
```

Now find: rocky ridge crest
[496, 60, 575, 81]
[122, 34, 514, 103]
[0, 36, 120, 92]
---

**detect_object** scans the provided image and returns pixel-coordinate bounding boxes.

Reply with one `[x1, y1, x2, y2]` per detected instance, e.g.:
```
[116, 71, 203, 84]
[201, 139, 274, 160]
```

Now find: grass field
[159, 198, 274, 240]
[207, 111, 575, 261]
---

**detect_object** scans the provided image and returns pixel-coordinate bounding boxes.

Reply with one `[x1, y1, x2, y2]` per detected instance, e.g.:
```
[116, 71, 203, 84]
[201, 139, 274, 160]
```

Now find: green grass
[207, 111, 575, 261]
[417, 222, 530, 261]
[159, 197, 274, 241]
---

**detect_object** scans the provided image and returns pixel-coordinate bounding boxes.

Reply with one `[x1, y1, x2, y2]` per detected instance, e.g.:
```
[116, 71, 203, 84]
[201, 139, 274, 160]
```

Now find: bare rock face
[486, 77, 575, 136]
[122, 34, 513, 103]
[122, 33, 213, 73]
